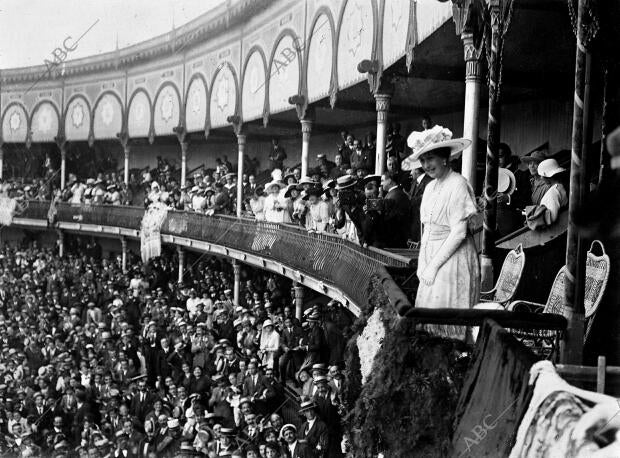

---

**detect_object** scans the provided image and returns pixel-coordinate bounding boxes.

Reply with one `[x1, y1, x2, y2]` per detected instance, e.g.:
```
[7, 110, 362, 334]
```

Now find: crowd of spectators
[0, 241, 353, 457]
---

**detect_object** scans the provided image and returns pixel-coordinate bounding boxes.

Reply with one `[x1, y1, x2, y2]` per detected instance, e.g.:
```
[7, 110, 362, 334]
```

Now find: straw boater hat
[279, 424, 297, 440]
[299, 400, 318, 414]
[402, 125, 470, 170]
[335, 175, 357, 190]
[497, 168, 516, 195]
[537, 159, 566, 178]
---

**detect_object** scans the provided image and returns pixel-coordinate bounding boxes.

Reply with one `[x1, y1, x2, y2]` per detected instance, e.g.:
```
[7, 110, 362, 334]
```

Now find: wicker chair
[479, 243, 525, 307]
[584, 240, 610, 342]
[507, 240, 610, 358]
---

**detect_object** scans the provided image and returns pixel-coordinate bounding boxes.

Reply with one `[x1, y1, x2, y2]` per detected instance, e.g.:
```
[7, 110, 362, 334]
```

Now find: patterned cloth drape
[140, 202, 168, 262]
[0, 197, 18, 226]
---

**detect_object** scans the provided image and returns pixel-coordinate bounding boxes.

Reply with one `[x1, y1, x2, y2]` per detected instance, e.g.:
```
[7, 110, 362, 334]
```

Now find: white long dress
[415, 169, 480, 339]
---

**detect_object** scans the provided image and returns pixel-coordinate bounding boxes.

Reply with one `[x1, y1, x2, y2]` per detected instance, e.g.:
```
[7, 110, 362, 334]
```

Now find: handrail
[16, 201, 412, 311]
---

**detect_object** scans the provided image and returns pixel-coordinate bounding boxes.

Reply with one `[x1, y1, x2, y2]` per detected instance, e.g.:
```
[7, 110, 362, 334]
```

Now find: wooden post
[374, 92, 392, 176]
[233, 260, 241, 306]
[294, 284, 304, 321]
[597, 356, 606, 393]
[562, 0, 588, 364]
[120, 236, 128, 273]
[177, 247, 185, 284]
[301, 118, 313, 179]
[236, 133, 246, 218]
[0, 143, 4, 180]
[461, 31, 482, 189]
[480, 0, 508, 290]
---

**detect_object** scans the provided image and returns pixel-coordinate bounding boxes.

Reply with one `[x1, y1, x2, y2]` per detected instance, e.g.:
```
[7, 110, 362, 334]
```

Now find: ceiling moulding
[0, 0, 271, 85]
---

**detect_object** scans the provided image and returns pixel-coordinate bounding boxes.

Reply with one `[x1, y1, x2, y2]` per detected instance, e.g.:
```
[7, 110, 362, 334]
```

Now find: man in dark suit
[129, 376, 153, 422]
[298, 401, 329, 458]
[408, 168, 433, 243]
[278, 316, 304, 384]
[312, 377, 343, 458]
[379, 172, 411, 248]
[242, 361, 269, 400]
[280, 423, 313, 458]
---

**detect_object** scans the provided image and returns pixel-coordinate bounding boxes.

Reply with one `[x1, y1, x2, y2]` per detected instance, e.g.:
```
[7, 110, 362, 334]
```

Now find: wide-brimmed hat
[283, 173, 296, 183]
[335, 175, 357, 190]
[262, 319, 274, 328]
[362, 174, 381, 186]
[608, 125, 620, 170]
[498, 168, 516, 195]
[299, 400, 317, 413]
[538, 159, 566, 178]
[521, 150, 547, 163]
[283, 184, 299, 198]
[298, 176, 316, 187]
[265, 180, 285, 192]
[302, 187, 322, 200]
[405, 125, 470, 164]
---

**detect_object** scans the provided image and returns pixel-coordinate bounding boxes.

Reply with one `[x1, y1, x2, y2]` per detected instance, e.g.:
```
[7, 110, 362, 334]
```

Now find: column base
[480, 254, 494, 292]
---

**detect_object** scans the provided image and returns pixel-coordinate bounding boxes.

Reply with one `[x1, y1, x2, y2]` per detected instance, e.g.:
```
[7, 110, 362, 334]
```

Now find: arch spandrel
[93, 93, 123, 140]
[306, 13, 335, 103]
[1, 103, 29, 143]
[336, 0, 375, 89]
[31, 101, 60, 142]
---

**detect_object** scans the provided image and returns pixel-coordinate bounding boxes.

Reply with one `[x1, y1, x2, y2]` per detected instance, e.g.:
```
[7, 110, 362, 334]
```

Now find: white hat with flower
[402, 125, 471, 170]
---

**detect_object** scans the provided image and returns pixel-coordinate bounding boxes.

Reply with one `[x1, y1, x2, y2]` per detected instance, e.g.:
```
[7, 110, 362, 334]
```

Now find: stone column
[180, 142, 188, 189]
[60, 147, 67, 190]
[57, 229, 64, 258]
[233, 260, 241, 306]
[236, 134, 246, 218]
[177, 247, 185, 284]
[294, 284, 304, 321]
[123, 145, 130, 186]
[461, 31, 482, 188]
[120, 236, 128, 273]
[374, 93, 392, 175]
[300, 118, 313, 178]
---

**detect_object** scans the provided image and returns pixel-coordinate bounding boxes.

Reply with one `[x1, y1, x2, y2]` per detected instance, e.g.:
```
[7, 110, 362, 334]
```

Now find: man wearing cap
[521, 149, 551, 206]
[129, 375, 153, 422]
[298, 400, 329, 458]
[209, 427, 237, 456]
[156, 418, 182, 457]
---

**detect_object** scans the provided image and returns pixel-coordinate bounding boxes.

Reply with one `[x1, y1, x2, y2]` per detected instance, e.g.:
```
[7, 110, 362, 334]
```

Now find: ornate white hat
[403, 125, 471, 167]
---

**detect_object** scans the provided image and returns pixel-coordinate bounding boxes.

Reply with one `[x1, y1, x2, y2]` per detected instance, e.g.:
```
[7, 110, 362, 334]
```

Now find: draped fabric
[0, 197, 17, 226]
[451, 320, 538, 457]
[509, 361, 616, 457]
[140, 203, 168, 262]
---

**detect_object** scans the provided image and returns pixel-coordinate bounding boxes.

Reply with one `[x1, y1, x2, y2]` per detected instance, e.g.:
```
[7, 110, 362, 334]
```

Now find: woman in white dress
[263, 180, 289, 223]
[249, 186, 266, 221]
[259, 319, 280, 369]
[407, 126, 480, 340]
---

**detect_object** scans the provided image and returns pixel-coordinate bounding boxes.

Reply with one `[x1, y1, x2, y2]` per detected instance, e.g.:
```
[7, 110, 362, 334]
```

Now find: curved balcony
[15, 201, 414, 316]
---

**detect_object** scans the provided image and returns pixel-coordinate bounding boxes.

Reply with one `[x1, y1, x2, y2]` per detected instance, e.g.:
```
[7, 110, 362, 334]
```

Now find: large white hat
[498, 168, 516, 195]
[404, 125, 471, 164]
[265, 180, 285, 192]
[537, 158, 566, 178]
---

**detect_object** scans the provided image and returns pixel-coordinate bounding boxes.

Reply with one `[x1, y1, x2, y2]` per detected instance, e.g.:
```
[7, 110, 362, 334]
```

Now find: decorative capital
[54, 135, 67, 151]
[288, 94, 308, 120]
[301, 118, 313, 135]
[173, 125, 187, 144]
[375, 92, 392, 113]
[236, 133, 246, 147]
[116, 129, 130, 148]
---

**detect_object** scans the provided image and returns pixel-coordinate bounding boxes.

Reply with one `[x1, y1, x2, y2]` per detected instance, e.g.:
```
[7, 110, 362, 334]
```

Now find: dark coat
[381, 186, 411, 248]
[299, 418, 329, 457]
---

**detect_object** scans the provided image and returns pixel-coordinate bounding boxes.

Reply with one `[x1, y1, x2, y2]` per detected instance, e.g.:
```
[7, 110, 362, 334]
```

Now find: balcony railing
[18, 201, 413, 309]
